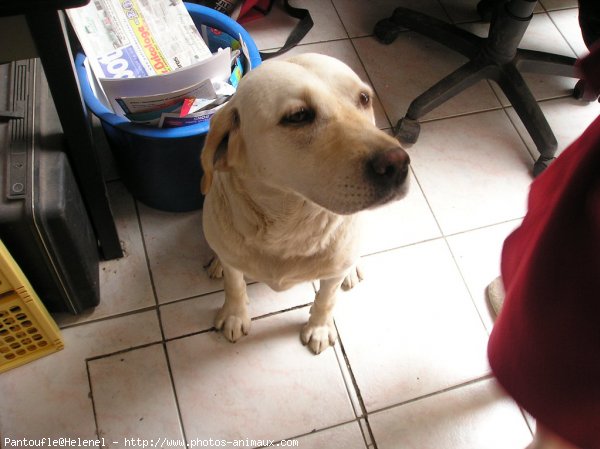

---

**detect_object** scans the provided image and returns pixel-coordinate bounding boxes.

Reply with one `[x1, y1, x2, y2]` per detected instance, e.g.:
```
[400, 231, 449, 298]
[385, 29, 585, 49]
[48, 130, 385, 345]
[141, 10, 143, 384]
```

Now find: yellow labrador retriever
[201, 53, 410, 354]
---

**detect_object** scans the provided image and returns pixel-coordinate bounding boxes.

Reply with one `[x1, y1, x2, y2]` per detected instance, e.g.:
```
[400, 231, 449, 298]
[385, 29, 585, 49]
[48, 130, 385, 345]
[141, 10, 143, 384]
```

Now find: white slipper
[486, 276, 505, 317]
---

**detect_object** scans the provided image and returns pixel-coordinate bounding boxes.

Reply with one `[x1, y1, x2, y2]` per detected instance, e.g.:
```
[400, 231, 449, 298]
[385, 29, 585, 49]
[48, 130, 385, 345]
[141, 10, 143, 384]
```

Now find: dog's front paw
[341, 263, 364, 291]
[205, 256, 224, 279]
[215, 307, 250, 342]
[301, 320, 337, 354]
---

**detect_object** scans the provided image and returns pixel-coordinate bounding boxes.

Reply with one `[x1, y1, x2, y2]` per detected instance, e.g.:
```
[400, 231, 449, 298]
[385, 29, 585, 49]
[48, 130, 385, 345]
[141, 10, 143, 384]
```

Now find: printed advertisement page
[67, 0, 212, 80]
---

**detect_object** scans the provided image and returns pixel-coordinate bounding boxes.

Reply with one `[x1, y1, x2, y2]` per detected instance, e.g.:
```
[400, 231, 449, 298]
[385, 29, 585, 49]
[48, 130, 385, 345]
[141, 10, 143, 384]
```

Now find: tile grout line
[162, 301, 313, 345]
[85, 359, 102, 440]
[254, 417, 369, 449]
[538, 2, 580, 13]
[84, 342, 190, 445]
[415, 104, 515, 124]
[333, 340, 363, 419]
[519, 407, 536, 437]
[132, 199, 165, 336]
[545, 7, 582, 58]
[449, 5, 564, 26]
[497, 98, 539, 164]
[497, 93, 540, 163]
[442, 217, 524, 240]
[133, 200, 190, 447]
[332, 343, 374, 448]
[403, 165, 446, 240]
[366, 374, 495, 417]
[328, 0, 394, 130]
[250, 302, 314, 322]
[333, 321, 379, 449]
[86, 340, 163, 363]
[83, 303, 315, 363]
[437, 212, 523, 330]
[348, 36, 394, 130]
[57, 305, 159, 331]
[258, 36, 358, 55]
[160, 343, 190, 446]
[155, 287, 225, 309]
[441, 234, 493, 336]
[415, 65, 528, 333]
[419, 93, 524, 337]
[357, 417, 374, 448]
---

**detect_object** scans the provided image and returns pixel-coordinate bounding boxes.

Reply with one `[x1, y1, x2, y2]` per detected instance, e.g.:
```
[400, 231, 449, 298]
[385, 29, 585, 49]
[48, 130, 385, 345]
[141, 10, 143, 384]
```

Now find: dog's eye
[359, 92, 370, 107]
[281, 107, 315, 125]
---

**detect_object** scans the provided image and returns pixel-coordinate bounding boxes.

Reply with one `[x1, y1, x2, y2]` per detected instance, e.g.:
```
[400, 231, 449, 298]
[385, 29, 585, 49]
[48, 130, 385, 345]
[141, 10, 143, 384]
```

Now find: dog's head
[201, 53, 410, 214]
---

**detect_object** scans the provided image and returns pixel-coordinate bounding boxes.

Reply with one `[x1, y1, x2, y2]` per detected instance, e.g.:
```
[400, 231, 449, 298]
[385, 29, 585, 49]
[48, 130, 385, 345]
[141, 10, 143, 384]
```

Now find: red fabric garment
[487, 49, 600, 448]
[237, 0, 272, 23]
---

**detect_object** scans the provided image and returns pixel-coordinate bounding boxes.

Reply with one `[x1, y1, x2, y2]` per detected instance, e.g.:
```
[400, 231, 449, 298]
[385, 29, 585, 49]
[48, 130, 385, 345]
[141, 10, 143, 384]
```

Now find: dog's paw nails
[341, 264, 364, 291]
[220, 315, 251, 342]
[215, 309, 250, 342]
[301, 323, 337, 354]
[205, 257, 224, 279]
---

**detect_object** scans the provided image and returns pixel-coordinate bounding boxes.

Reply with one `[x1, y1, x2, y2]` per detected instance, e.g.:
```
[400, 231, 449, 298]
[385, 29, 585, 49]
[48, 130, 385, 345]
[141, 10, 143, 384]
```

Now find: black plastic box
[0, 59, 100, 314]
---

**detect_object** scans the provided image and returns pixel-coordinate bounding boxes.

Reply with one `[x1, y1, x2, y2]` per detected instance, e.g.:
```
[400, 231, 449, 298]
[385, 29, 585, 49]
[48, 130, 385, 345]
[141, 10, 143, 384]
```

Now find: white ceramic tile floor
[548, 8, 590, 58]
[2, 1, 598, 447]
[369, 379, 533, 449]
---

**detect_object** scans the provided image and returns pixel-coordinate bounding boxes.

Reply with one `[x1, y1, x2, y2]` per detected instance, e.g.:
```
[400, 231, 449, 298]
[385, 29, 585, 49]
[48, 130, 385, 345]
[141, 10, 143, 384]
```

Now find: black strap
[259, 0, 313, 60]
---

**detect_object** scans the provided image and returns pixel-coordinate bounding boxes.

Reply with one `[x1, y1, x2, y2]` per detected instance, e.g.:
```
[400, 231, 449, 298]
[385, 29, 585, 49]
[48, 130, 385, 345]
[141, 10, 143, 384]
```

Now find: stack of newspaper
[67, 0, 247, 127]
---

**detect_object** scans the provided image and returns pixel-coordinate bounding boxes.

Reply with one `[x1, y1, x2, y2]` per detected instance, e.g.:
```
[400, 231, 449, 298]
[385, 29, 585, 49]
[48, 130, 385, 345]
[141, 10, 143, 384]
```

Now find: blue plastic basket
[76, 3, 261, 212]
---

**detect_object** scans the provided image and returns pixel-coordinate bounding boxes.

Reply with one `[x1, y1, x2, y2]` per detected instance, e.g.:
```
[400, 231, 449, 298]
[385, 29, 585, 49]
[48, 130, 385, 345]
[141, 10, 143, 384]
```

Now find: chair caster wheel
[573, 80, 599, 103]
[533, 156, 555, 177]
[374, 18, 401, 45]
[395, 117, 420, 146]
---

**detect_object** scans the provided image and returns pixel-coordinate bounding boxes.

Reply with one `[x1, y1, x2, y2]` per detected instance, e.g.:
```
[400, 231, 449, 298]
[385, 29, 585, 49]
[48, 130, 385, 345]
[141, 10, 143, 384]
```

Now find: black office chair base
[395, 110, 553, 175]
[533, 155, 555, 176]
[375, 1, 580, 175]
[395, 117, 420, 146]
[573, 79, 600, 102]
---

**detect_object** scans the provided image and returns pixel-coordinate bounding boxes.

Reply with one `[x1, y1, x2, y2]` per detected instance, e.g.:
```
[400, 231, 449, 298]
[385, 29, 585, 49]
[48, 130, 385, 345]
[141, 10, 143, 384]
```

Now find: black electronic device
[0, 58, 100, 314]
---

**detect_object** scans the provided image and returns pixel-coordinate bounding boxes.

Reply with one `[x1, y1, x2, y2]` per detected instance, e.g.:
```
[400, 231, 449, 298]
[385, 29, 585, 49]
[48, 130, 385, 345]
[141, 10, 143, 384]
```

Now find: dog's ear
[200, 103, 241, 194]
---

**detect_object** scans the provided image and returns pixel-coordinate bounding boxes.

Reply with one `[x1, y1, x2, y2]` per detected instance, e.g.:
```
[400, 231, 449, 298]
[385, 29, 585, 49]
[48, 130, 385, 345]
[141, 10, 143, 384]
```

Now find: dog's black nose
[367, 148, 410, 189]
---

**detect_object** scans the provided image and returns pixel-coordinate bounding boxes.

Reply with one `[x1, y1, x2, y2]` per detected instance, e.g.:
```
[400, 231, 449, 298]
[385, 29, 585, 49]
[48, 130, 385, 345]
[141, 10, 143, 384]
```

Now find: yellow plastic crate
[0, 240, 64, 373]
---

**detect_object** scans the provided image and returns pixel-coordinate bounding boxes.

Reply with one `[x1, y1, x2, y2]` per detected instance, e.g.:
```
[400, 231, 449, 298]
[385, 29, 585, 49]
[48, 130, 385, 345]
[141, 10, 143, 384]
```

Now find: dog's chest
[240, 246, 352, 291]
[246, 219, 358, 286]
[204, 186, 361, 287]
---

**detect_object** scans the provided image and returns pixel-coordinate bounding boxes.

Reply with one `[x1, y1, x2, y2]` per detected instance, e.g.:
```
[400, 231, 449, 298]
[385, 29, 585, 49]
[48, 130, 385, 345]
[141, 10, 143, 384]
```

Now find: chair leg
[516, 49, 576, 78]
[498, 63, 558, 175]
[407, 59, 495, 120]
[26, 10, 123, 259]
[379, 7, 481, 58]
[395, 59, 493, 144]
[516, 49, 597, 103]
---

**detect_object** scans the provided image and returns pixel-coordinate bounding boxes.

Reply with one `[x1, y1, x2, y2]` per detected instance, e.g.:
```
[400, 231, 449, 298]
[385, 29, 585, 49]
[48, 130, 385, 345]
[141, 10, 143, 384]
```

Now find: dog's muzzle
[366, 147, 410, 194]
